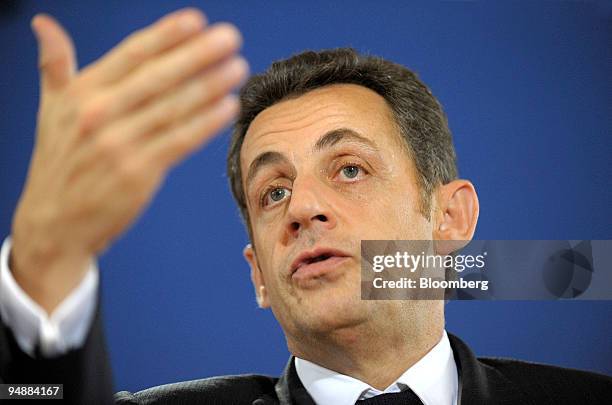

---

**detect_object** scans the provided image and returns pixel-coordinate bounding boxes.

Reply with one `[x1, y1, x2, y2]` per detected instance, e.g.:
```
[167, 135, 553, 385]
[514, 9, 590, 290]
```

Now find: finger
[81, 8, 206, 86]
[141, 95, 239, 168]
[81, 23, 242, 134]
[31, 14, 77, 93]
[101, 56, 247, 144]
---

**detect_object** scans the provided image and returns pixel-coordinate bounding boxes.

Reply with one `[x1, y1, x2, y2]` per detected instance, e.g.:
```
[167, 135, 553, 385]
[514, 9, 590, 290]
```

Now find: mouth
[290, 247, 352, 281]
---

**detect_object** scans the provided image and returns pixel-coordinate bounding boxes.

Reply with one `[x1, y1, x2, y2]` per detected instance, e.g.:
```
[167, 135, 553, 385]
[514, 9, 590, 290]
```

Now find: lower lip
[291, 256, 351, 282]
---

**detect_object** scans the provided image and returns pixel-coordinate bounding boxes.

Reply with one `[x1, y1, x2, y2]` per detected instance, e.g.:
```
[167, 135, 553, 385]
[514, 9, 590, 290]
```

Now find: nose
[285, 176, 336, 239]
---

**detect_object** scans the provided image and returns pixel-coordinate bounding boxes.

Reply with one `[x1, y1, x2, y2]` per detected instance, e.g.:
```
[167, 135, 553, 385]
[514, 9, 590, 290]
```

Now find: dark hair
[227, 48, 457, 241]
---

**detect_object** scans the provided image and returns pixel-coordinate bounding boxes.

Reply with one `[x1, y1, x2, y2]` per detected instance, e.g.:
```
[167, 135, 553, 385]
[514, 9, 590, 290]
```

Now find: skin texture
[10, 7, 479, 392]
[11, 9, 248, 313]
[241, 84, 479, 389]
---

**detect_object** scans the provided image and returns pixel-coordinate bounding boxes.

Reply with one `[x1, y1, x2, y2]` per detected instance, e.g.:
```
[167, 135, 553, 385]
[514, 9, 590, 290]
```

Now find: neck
[288, 305, 444, 390]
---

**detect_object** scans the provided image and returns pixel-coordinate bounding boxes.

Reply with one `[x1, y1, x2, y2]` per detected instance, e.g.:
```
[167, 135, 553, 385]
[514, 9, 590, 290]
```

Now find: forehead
[240, 84, 400, 170]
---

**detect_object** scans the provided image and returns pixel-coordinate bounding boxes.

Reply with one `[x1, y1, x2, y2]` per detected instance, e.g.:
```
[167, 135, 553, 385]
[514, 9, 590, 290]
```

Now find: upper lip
[290, 247, 352, 274]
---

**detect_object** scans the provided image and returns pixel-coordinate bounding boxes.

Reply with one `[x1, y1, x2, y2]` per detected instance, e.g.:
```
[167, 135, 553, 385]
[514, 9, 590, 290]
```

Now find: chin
[297, 291, 371, 335]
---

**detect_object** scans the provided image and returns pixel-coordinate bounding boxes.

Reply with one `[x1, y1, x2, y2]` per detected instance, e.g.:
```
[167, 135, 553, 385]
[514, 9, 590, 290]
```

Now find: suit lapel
[447, 333, 535, 404]
[253, 357, 315, 405]
[259, 334, 534, 405]
[276, 357, 316, 405]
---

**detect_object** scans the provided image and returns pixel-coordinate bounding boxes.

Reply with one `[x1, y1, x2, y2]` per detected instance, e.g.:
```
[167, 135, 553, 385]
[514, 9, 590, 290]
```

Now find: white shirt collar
[294, 330, 458, 405]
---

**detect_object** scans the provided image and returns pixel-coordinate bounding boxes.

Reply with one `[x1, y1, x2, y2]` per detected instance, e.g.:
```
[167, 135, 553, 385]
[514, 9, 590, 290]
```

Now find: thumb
[31, 14, 77, 92]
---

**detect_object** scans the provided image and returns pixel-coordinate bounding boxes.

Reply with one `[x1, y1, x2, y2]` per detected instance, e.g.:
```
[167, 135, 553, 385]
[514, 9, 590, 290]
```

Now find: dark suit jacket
[1, 303, 611, 404]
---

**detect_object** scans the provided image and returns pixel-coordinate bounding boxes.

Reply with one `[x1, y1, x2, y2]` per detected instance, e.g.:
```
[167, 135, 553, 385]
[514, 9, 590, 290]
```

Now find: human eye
[335, 161, 369, 182]
[260, 184, 292, 208]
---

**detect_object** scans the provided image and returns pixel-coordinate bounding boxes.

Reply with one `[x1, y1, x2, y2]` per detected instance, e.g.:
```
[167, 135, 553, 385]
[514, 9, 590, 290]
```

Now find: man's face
[240, 84, 435, 340]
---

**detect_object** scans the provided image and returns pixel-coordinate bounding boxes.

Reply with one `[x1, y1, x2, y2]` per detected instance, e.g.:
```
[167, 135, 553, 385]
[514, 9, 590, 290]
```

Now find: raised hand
[10, 9, 248, 313]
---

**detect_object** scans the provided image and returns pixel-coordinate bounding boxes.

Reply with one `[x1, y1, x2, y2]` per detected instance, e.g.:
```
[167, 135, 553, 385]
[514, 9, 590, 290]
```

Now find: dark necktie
[355, 387, 424, 405]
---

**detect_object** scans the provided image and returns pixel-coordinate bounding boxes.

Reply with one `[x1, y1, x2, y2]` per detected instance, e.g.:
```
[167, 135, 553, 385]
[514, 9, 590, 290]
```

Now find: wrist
[10, 224, 92, 314]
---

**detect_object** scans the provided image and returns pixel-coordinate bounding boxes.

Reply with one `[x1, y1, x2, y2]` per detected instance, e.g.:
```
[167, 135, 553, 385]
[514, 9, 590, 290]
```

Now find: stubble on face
[240, 84, 440, 347]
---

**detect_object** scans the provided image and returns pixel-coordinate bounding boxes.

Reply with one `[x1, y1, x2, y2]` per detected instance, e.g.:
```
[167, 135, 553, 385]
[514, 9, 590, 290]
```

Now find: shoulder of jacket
[477, 356, 612, 400]
[114, 373, 278, 404]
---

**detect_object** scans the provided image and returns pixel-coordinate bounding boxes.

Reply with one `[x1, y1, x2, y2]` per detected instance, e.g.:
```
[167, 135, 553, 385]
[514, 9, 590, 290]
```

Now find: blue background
[1, 0, 611, 392]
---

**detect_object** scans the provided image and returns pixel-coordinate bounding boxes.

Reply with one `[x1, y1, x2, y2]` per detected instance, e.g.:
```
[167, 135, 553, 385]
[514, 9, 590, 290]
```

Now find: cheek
[252, 230, 287, 284]
[362, 184, 430, 239]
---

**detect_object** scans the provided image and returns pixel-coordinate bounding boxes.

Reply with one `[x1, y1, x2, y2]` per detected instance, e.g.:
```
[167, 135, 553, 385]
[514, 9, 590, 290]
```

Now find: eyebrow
[245, 128, 379, 189]
[313, 128, 379, 153]
[245, 151, 289, 189]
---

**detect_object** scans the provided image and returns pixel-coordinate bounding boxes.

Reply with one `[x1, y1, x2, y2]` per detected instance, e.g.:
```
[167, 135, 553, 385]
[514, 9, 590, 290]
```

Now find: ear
[243, 244, 270, 308]
[433, 180, 479, 253]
